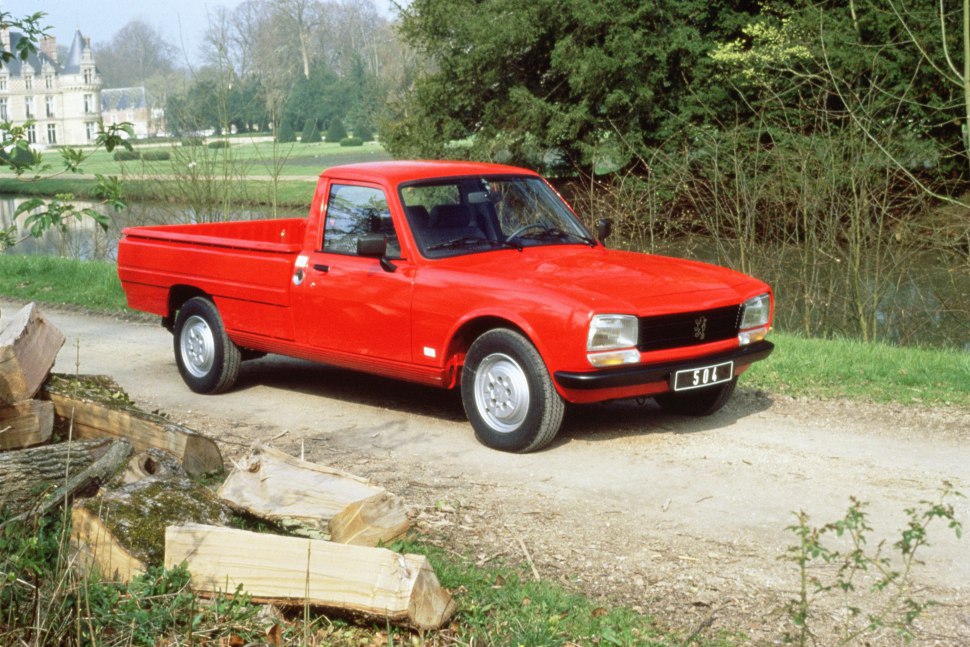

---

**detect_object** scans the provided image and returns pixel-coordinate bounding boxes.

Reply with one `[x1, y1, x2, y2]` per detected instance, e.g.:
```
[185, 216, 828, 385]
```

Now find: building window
[45, 75, 53, 90]
[0, 98, 7, 121]
[24, 75, 32, 90]
[45, 96, 54, 118]
[86, 121, 97, 141]
[26, 124, 36, 144]
[83, 68, 93, 84]
[24, 97, 33, 118]
[47, 123, 56, 144]
[83, 94, 93, 113]
[0, 77, 6, 92]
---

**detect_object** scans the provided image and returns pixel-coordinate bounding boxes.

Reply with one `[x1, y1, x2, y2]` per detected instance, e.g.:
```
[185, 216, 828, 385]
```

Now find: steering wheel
[506, 223, 546, 240]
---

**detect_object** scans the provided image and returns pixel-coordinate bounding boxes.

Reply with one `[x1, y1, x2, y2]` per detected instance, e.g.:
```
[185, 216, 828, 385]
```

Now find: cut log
[0, 303, 65, 405]
[165, 524, 456, 630]
[43, 374, 223, 476]
[0, 399, 54, 450]
[72, 473, 234, 584]
[0, 438, 119, 516]
[217, 443, 409, 546]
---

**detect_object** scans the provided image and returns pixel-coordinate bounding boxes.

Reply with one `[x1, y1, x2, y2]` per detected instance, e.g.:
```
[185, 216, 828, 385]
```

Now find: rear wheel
[653, 377, 737, 416]
[173, 297, 241, 394]
[461, 329, 564, 453]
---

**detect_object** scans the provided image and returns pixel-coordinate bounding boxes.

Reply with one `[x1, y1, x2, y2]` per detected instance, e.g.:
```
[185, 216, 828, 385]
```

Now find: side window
[323, 184, 399, 256]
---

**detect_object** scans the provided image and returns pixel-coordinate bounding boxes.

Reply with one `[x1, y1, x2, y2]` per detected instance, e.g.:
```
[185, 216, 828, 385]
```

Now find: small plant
[327, 117, 348, 142]
[113, 149, 141, 161]
[301, 119, 321, 143]
[340, 136, 364, 147]
[782, 482, 964, 646]
[207, 140, 231, 149]
[276, 121, 296, 143]
[141, 150, 171, 161]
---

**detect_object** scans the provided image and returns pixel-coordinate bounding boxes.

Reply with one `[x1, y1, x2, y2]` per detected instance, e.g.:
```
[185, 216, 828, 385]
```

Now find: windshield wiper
[426, 236, 493, 251]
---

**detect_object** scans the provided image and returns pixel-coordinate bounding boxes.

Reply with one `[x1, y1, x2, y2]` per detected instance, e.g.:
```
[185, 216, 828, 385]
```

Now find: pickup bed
[118, 160, 773, 452]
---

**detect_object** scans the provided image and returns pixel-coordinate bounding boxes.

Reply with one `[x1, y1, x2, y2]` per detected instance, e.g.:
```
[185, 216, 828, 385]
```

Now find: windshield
[399, 175, 595, 258]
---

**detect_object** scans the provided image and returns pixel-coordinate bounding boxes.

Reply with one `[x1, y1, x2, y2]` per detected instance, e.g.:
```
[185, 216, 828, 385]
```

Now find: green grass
[0, 255, 128, 312]
[744, 331, 970, 407]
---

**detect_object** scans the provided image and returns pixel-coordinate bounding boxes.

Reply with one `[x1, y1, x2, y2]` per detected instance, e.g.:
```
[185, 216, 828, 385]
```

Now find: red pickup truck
[118, 160, 773, 452]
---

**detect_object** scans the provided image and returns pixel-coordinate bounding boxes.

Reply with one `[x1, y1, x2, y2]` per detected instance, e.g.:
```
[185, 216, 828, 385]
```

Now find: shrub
[276, 121, 296, 143]
[141, 150, 171, 161]
[113, 150, 141, 161]
[339, 137, 364, 147]
[301, 119, 321, 143]
[326, 117, 347, 143]
[180, 136, 204, 147]
[207, 140, 231, 149]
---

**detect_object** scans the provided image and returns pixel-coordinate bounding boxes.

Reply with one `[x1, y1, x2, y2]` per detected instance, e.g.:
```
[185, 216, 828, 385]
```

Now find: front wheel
[653, 377, 737, 416]
[461, 329, 564, 453]
[173, 297, 241, 394]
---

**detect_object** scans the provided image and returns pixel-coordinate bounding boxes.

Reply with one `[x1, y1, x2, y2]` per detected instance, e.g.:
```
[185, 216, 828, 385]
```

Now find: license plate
[671, 361, 734, 392]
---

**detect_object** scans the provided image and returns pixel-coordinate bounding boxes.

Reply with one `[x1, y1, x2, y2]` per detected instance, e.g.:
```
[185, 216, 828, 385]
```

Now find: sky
[1, 0, 401, 63]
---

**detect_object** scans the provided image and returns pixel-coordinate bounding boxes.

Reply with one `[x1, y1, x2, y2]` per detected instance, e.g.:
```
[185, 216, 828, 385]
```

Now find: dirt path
[7, 302, 968, 645]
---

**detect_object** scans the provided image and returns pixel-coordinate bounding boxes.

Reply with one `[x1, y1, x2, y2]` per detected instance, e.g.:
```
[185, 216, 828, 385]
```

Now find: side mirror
[595, 218, 613, 245]
[357, 234, 396, 273]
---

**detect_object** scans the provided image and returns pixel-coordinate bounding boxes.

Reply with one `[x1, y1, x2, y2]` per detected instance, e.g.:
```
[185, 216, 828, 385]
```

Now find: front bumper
[554, 340, 774, 390]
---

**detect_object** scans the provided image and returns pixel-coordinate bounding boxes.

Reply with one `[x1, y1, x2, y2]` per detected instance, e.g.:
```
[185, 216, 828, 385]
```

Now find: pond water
[2, 195, 968, 352]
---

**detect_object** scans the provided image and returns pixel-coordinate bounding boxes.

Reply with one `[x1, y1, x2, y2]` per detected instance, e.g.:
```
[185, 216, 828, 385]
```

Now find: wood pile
[0, 302, 455, 631]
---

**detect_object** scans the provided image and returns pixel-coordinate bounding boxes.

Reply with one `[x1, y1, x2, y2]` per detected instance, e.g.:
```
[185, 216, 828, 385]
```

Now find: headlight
[587, 315, 639, 367]
[738, 293, 771, 346]
[740, 293, 771, 330]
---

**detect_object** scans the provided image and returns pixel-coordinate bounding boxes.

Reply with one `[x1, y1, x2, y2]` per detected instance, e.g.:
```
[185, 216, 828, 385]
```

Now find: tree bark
[0, 438, 123, 517]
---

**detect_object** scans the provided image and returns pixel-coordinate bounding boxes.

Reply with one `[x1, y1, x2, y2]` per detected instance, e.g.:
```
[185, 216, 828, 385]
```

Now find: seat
[421, 203, 486, 249]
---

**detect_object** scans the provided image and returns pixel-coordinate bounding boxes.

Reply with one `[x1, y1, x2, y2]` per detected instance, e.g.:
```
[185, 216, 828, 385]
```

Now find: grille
[638, 305, 741, 352]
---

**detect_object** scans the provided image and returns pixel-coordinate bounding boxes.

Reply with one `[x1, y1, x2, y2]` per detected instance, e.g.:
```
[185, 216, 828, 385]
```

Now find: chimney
[40, 36, 57, 63]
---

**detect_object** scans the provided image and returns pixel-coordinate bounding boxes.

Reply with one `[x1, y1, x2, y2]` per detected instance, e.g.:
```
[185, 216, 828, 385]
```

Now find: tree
[326, 116, 347, 142]
[276, 120, 296, 143]
[301, 119, 321, 143]
[391, 0, 756, 172]
[93, 20, 178, 88]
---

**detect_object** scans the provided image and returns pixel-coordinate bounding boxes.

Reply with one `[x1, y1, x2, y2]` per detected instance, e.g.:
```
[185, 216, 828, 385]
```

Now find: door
[300, 183, 413, 363]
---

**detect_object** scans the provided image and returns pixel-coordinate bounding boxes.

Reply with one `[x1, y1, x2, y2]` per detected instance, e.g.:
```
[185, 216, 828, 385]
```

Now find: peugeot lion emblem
[694, 315, 708, 340]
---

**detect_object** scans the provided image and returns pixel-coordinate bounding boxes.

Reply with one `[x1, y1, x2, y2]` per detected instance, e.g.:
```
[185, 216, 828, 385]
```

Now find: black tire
[653, 376, 737, 416]
[461, 329, 564, 452]
[172, 297, 241, 394]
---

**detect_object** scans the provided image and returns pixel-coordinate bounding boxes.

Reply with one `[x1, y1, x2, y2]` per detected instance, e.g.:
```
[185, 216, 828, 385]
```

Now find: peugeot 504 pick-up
[117, 160, 774, 452]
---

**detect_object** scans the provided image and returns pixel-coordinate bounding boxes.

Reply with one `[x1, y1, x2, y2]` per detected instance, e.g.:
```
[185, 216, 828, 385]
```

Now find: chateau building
[0, 29, 102, 146]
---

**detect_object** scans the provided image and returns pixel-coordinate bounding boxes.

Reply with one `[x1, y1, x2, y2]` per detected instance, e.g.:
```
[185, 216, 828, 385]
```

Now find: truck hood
[436, 246, 768, 313]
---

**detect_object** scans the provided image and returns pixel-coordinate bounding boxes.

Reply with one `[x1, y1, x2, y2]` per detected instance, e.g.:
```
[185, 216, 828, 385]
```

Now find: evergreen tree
[326, 117, 347, 143]
[301, 119, 321, 143]
[276, 120, 296, 143]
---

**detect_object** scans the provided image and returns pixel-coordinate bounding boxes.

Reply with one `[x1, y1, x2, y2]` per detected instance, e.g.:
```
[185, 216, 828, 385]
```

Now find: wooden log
[217, 443, 409, 546]
[0, 303, 65, 405]
[72, 474, 234, 584]
[43, 374, 223, 477]
[0, 438, 117, 516]
[165, 524, 456, 630]
[0, 399, 54, 450]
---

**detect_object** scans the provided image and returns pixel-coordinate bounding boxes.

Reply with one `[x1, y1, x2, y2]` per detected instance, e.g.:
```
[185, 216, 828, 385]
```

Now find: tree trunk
[166, 524, 456, 630]
[0, 438, 120, 516]
[0, 303, 64, 405]
[44, 374, 223, 477]
[0, 399, 54, 450]
[217, 443, 409, 546]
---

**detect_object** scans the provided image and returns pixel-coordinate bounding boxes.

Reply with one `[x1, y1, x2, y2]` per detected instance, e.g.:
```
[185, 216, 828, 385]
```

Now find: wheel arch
[163, 285, 210, 332]
[444, 315, 538, 388]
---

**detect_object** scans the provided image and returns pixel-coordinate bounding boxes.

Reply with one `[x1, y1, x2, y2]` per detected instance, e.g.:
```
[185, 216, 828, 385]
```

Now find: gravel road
[5, 301, 968, 645]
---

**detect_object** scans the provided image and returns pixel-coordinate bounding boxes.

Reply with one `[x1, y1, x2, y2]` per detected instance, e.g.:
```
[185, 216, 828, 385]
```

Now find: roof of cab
[318, 160, 541, 185]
